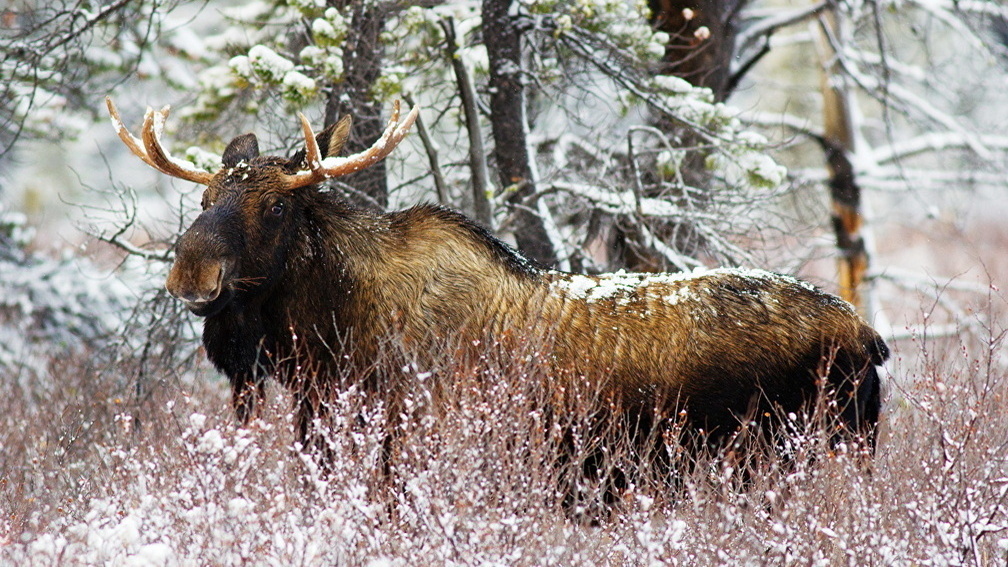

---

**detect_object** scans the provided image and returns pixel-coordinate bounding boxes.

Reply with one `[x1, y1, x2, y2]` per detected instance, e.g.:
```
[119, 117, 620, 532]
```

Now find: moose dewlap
[107, 97, 888, 457]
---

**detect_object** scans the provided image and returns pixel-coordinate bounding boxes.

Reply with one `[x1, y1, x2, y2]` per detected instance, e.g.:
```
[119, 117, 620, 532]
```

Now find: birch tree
[739, 0, 1008, 326]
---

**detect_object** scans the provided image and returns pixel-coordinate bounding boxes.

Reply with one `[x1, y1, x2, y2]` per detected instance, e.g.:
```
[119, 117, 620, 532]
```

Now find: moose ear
[318, 114, 353, 159]
[222, 133, 260, 168]
[285, 114, 353, 173]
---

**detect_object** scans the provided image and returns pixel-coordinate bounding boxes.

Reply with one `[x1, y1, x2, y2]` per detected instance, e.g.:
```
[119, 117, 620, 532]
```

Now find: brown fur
[160, 126, 888, 462]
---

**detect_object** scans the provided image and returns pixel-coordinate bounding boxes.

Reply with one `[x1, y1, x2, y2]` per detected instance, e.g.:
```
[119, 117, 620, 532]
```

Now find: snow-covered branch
[550, 25, 719, 141]
[789, 167, 1008, 192]
[870, 266, 996, 296]
[821, 30, 994, 161]
[736, 1, 829, 54]
[740, 110, 823, 139]
[871, 133, 1008, 165]
[906, 0, 1008, 20]
[546, 181, 695, 220]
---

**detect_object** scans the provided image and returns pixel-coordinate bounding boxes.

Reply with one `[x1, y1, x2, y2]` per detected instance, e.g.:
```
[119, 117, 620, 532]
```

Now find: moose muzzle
[165, 211, 234, 316]
[166, 258, 226, 314]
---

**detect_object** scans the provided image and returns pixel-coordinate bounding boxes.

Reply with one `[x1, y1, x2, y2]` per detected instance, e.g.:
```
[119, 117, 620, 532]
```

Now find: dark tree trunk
[649, 0, 747, 102]
[482, 0, 558, 267]
[324, 1, 388, 209]
[604, 0, 748, 272]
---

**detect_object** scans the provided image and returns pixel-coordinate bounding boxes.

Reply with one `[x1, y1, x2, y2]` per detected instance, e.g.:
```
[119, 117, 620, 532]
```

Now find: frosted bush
[0, 219, 132, 374]
[311, 8, 348, 47]
[228, 54, 254, 81]
[287, 0, 325, 13]
[299, 44, 344, 81]
[645, 76, 789, 192]
[6, 323, 1008, 564]
[247, 45, 295, 83]
[525, 0, 669, 62]
[282, 70, 318, 104]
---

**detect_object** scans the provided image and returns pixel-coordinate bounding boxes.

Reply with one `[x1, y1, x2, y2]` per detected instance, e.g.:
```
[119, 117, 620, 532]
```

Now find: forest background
[2, 0, 1008, 564]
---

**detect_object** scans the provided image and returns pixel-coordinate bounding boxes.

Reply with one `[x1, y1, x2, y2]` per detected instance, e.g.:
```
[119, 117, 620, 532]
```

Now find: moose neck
[268, 195, 393, 353]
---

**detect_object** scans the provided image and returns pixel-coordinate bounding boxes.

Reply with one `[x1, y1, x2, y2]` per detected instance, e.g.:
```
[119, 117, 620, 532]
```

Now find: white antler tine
[106, 96, 215, 185]
[141, 106, 168, 171]
[395, 104, 420, 141]
[385, 100, 403, 144]
[106, 96, 153, 166]
[280, 100, 418, 189]
[298, 113, 323, 172]
[388, 99, 401, 128]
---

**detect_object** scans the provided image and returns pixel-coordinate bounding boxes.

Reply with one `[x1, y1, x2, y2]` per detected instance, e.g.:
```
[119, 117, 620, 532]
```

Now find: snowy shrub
[0, 207, 133, 374]
[3, 299, 1008, 564]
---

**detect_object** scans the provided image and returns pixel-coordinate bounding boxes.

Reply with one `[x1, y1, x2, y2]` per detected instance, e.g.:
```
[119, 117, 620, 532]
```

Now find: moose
[107, 97, 888, 467]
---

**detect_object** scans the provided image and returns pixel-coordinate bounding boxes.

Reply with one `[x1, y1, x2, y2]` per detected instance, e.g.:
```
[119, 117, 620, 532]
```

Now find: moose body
[108, 98, 888, 458]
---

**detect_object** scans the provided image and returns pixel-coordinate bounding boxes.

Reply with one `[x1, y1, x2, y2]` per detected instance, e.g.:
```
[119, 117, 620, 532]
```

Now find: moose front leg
[201, 316, 273, 425]
[230, 374, 266, 425]
[292, 386, 339, 473]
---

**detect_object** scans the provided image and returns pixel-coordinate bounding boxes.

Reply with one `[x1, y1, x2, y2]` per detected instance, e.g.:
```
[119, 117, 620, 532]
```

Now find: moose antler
[105, 97, 216, 185]
[283, 99, 420, 190]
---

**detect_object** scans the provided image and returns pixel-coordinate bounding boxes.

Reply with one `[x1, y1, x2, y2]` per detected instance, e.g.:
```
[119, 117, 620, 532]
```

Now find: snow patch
[550, 266, 824, 307]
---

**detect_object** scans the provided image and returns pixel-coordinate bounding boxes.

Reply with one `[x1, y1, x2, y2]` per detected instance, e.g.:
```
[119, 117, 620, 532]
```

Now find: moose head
[106, 97, 418, 318]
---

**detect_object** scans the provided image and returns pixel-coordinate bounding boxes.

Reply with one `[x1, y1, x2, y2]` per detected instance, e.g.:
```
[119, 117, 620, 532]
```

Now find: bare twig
[402, 93, 449, 206]
[736, 1, 830, 51]
[95, 185, 173, 263]
[815, 14, 993, 162]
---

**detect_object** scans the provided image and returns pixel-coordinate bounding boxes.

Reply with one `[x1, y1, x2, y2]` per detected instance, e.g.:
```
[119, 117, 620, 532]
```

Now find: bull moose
[106, 97, 888, 467]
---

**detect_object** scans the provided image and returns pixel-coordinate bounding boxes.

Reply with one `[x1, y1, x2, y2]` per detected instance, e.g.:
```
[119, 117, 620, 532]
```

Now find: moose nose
[165, 260, 226, 310]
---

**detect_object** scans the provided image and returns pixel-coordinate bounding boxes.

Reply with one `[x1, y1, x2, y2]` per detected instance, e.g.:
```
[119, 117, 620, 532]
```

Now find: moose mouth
[172, 261, 234, 317]
[184, 289, 233, 318]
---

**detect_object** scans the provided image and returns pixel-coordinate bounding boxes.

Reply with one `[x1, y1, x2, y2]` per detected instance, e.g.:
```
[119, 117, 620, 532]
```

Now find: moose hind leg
[827, 349, 882, 452]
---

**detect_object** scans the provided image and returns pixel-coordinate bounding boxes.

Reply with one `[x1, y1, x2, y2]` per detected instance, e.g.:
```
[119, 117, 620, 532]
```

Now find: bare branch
[736, 1, 829, 53]
[815, 15, 994, 161]
[89, 183, 173, 263]
[402, 94, 448, 206]
[907, 0, 1000, 55]
[441, 16, 493, 228]
[636, 223, 702, 271]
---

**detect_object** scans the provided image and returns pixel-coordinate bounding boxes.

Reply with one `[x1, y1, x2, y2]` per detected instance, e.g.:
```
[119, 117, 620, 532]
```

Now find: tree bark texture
[324, 0, 388, 209]
[815, 8, 870, 314]
[482, 0, 558, 267]
[649, 0, 747, 101]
